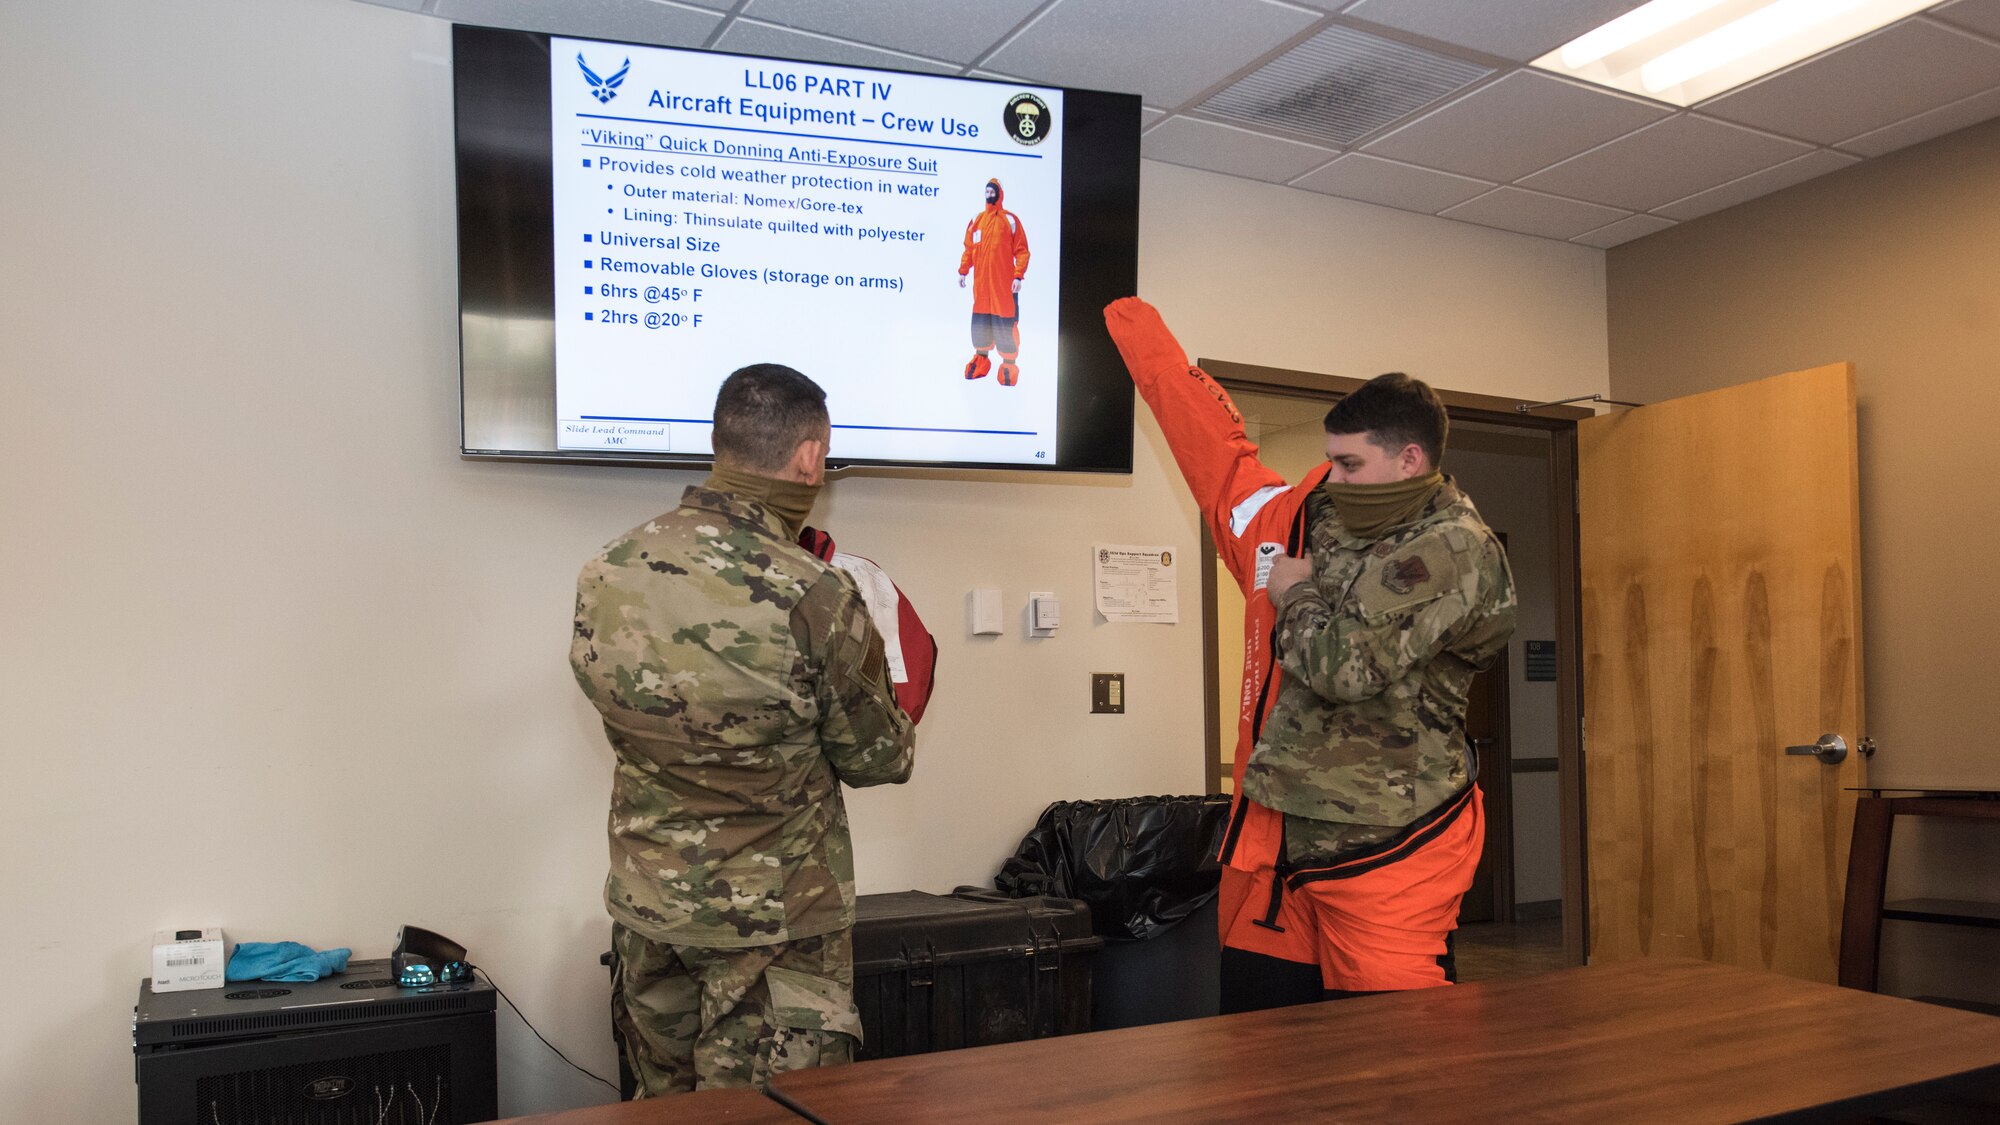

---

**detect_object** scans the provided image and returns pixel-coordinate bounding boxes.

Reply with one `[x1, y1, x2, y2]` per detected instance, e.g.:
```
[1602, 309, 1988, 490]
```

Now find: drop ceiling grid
[1697, 16, 2000, 146]
[732, 0, 1048, 65]
[1934, 0, 2000, 40]
[1110, 3, 1966, 242]
[713, 19, 961, 75]
[369, 0, 2000, 245]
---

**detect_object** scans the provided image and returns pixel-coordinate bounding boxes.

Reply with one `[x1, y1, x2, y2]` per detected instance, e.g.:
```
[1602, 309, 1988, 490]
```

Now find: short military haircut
[710, 363, 829, 472]
[1324, 372, 1448, 469]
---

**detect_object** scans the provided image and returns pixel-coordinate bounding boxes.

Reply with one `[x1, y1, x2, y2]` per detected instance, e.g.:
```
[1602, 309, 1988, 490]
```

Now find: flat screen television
[454, 24, 1141, 472]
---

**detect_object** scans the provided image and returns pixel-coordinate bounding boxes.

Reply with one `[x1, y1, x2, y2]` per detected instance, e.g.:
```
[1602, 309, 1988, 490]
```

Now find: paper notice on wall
[1094, 545, 1180, 624]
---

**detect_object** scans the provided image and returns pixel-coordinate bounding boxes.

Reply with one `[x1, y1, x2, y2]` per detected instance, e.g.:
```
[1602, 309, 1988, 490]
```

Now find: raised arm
[1103, 297, 1291, 582]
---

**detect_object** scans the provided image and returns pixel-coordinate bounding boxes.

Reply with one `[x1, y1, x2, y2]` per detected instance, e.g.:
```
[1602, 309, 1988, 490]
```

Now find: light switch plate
[1092, 673, 1125, 714]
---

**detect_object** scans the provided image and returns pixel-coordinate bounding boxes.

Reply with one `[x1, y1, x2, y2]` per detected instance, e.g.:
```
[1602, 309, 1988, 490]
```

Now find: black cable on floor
[470, 964, 620, 1096]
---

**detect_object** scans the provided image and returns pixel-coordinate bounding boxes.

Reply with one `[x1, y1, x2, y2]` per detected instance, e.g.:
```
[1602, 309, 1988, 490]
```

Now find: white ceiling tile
[1518, 114, 1812, 212]
[1338, 0, 1653, 63]
[1291, 153, 1493, 212]
[1651, 149, 1862, 221]
[1931, 0, 2000, 41]
[1141, 117, 1338, 183]
[1571, 214, 1674, 248]
[1362, 70, 1667, 183]
[739, 0, 1046, 65]
[672, 0, 734, 8]
[430, 0, 722, 46]
[352, 0, 426, 12]
[1837, 84, 2000, 156]
[986, 0, 1322, 106]
[1142, 106, 1168, 130]
[1700, 19, 2000, 145]
[1441, 187, 1629, 239]
[712, 20, 959, 74]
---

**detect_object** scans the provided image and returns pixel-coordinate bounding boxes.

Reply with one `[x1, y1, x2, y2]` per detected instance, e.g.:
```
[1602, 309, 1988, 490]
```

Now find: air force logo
[578, 53, 630, 104]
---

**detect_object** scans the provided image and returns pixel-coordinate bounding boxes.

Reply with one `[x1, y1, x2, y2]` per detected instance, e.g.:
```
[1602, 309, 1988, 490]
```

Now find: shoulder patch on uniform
[1381, 555, 1432, 596]
[1353, 537, 1462, 620]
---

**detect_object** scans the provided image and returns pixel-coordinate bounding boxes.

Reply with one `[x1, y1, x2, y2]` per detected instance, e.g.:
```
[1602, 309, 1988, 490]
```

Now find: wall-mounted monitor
[454, 24, 1140, 472]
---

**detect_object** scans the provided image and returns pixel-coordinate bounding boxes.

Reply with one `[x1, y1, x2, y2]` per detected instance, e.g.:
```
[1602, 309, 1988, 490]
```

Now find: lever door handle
[1784, 734, 1848, 764]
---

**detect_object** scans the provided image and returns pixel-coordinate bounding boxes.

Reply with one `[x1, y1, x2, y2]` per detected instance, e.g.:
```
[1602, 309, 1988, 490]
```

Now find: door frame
[1196, 356, 1592, 965]
[1464, 643, 1516, 925]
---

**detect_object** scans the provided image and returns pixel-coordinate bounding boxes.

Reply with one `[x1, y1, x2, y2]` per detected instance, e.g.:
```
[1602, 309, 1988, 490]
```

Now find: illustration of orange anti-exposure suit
[958, 178, 1030, 384]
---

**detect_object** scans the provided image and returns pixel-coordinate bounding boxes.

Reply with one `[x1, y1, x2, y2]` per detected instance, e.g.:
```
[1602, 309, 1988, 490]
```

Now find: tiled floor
[1454, 915, 1570, 982]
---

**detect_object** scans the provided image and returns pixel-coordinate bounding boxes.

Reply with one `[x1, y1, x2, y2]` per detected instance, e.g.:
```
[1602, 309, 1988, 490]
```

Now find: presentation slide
[549, 37, 1066, 465]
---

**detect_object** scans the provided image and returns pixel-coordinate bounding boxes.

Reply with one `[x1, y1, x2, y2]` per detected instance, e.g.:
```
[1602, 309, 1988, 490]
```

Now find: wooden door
[1580, 363, 1866, 982]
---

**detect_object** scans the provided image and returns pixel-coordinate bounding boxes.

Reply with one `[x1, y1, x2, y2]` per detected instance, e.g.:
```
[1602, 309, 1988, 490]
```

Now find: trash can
[995, 794, 1230, 1029]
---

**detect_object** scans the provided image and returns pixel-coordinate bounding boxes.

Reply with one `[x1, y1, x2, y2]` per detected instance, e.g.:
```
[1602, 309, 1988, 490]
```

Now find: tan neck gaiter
[705, 466, 822, 538]
[1322, 471, 1444, 540]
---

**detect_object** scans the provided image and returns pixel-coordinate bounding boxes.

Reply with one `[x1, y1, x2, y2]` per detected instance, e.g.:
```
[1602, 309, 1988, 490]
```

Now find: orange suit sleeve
[1011, 214, 1030, 279]
[1103, 297, 1288, 584]
[958, 217, 976, 276]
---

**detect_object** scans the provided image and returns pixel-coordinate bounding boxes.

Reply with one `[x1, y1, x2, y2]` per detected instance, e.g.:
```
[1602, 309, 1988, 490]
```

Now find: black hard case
[853, 890, 1101, 1061]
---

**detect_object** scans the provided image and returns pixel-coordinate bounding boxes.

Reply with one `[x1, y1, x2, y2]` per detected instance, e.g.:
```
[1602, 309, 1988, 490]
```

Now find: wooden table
[490, 1086, 803, 1124]
[769, 958, 2000, 1124]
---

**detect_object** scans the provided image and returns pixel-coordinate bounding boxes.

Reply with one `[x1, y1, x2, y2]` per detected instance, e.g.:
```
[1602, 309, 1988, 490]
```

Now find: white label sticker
[1252, 542, 1284, 591]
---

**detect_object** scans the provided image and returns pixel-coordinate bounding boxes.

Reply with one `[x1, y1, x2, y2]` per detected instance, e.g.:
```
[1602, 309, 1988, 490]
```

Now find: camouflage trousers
[609, 923, 862, 1097]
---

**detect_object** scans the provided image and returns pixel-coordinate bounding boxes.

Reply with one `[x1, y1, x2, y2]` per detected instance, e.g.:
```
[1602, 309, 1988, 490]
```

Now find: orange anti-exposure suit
[1102, 297, 1483, 1003]
[959, 178, 1030, 318]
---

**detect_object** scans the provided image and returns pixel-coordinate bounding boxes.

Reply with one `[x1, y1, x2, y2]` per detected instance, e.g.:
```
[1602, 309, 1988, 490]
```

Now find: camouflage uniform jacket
[1242, 479, 1516, 832]
[571, 484, 915, 949]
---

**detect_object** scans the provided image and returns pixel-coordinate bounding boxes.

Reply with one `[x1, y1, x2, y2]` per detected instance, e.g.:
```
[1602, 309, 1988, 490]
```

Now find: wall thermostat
[1029, 591, 1060, 636]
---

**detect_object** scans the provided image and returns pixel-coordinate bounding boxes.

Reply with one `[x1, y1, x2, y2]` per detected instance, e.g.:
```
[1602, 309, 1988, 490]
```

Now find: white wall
[0, 1, 1608, 1118]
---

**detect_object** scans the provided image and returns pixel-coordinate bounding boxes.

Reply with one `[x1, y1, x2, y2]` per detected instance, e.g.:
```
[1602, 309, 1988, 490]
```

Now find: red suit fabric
[799, 528, 938, 725]
[959, 179, 1030, 319]
[1102, 297, 1479, 994]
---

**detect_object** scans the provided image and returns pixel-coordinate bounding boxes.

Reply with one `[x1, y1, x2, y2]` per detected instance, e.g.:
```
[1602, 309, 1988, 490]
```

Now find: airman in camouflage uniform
[1227, 370, 1516, 999]
[572, 364, 914, 1095]
[1251, 480, 1516, 866]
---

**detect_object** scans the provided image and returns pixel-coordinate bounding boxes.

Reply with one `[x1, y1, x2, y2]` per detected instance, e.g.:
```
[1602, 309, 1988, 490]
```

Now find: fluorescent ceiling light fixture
[1533, 0, 1936, 106]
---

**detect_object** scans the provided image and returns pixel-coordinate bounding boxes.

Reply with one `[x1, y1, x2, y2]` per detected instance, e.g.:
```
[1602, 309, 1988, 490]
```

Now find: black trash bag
[994, 794, 1233, 941]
